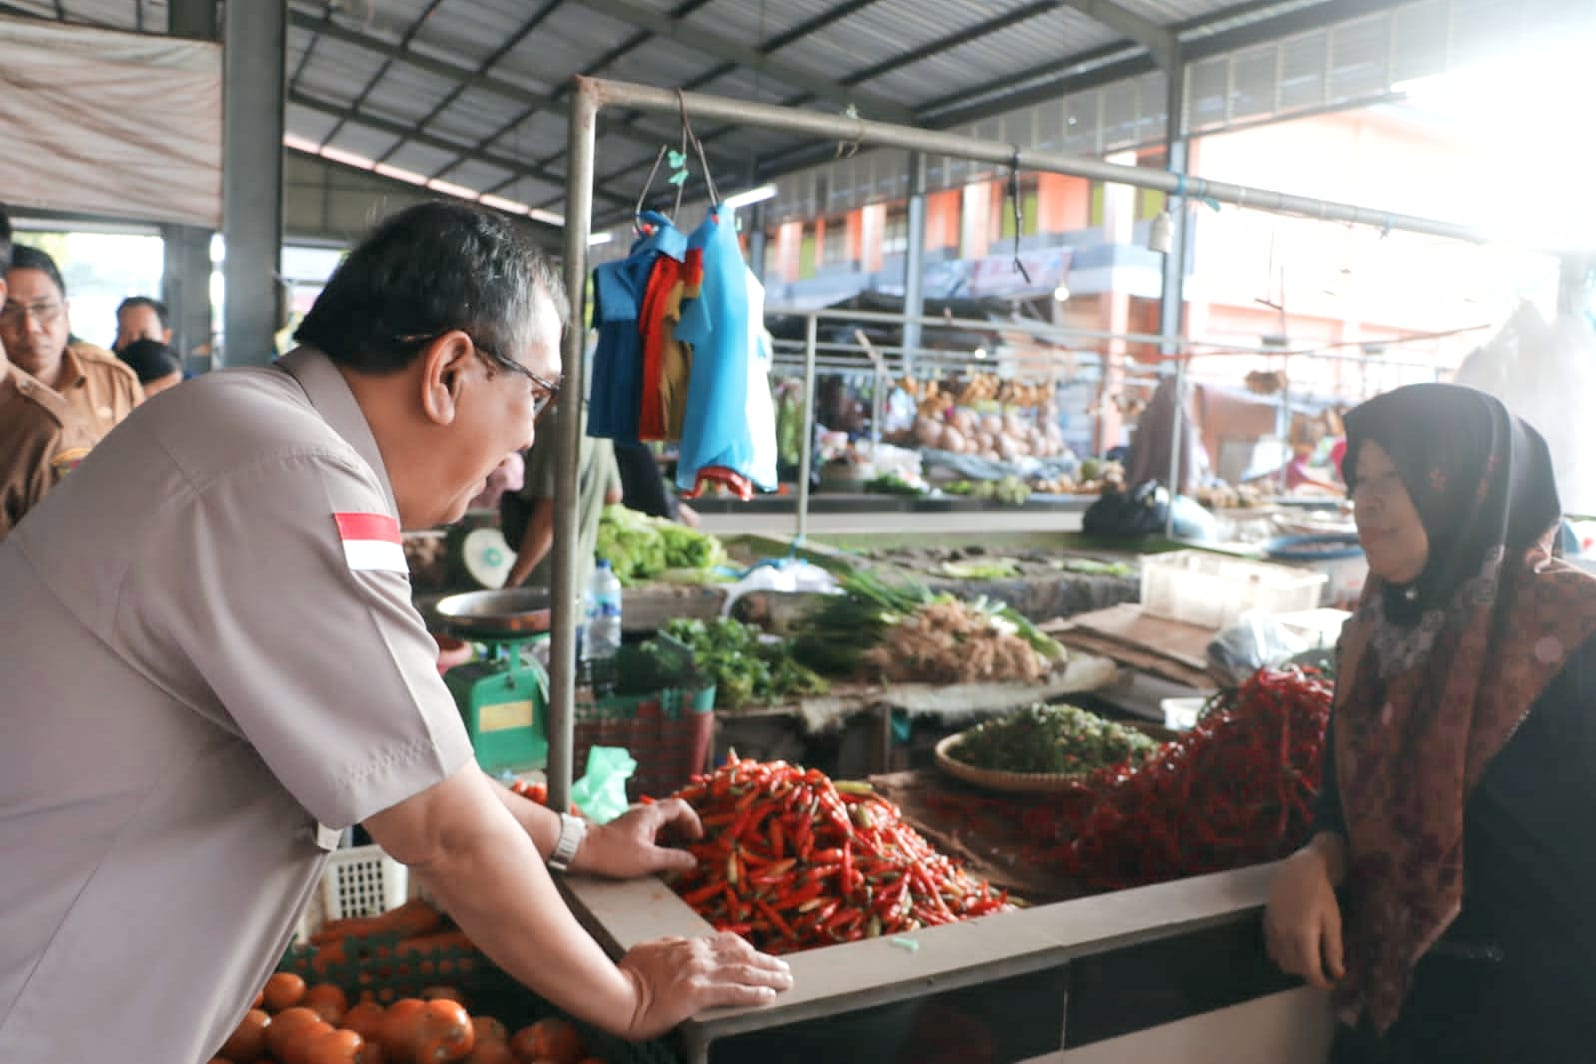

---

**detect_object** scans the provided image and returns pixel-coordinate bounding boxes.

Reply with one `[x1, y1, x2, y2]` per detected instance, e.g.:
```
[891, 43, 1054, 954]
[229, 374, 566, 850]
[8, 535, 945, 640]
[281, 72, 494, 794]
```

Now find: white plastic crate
[1140, 550, 1327, 631]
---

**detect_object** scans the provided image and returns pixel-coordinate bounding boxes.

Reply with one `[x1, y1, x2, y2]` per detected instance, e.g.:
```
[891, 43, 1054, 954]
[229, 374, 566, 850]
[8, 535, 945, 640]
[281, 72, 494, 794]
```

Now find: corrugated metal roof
[6, 0, 1407, 218]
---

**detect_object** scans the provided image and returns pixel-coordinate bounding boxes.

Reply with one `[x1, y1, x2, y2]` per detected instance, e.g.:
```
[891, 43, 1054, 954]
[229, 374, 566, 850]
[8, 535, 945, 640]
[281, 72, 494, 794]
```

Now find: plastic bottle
[583, 559, 623, 664]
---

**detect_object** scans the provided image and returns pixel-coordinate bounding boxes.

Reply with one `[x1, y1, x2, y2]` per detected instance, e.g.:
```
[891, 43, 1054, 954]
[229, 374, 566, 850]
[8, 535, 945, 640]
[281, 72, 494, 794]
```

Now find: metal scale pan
[431, 588, 553, 640]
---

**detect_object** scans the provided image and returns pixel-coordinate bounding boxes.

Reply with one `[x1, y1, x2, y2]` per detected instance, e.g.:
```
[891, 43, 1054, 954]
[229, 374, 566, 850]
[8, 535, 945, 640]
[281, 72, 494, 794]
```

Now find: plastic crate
[574, 686, 716, 800]
[321, 844, 409, 922]
[1139, 549, 1327, 630]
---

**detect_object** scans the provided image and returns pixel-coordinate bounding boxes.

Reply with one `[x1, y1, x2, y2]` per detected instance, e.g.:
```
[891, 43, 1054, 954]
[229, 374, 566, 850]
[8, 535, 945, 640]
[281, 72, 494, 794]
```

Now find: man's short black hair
[0, 204, 11, 273]
[294, 200, 565, 375]
[117, 295, 169, 329]
[118, 339, 181, 384]
[9, 244, 66, 298]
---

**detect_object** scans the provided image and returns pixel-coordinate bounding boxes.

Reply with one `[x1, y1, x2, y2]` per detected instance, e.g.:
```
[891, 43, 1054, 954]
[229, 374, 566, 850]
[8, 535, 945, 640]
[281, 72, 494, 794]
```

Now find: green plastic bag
[569, 746, 636, 825]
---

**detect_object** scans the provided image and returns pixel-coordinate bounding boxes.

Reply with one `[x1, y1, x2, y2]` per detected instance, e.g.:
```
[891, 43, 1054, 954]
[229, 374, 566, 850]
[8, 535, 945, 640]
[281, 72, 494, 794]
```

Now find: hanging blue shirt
[587, 212, 687, 443]
[673, 205, 765, 492]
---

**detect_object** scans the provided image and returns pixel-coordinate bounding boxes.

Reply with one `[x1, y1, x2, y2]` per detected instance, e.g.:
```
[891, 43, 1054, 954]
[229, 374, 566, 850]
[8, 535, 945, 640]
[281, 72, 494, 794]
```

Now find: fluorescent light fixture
[588, 231, 615, 246]
[374, 162, 429, 186]
[529, 208, 565, 226]
[480, 194, 530, 216]
[972, 347, 989, 360]
[721, 183, 778, 210]
[1052, 283, 1071, 302]
[320, 145, 377, 170]
[283, 133, 321, 153]
[427, 178, 480, 200]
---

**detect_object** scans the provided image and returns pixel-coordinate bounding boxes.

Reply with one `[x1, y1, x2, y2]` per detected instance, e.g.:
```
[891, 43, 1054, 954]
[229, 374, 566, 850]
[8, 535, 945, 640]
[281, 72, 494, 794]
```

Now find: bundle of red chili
[1061, 666, 1333, 891]
[668, 755, 1013, 953]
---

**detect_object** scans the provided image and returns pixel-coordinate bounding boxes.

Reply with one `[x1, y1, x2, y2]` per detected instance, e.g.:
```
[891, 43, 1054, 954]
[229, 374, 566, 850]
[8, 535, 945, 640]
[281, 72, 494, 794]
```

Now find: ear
[418, 330, 477, 427]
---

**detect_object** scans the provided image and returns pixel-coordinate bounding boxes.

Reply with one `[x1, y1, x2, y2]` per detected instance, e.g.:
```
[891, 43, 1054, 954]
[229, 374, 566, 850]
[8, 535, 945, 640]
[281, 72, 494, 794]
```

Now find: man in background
[3, 245, 143, 444]
[116, 338, 184, 398]
[112, 295, 172, 353]
[0, 211, 94, 539]
[503, 400, 620, 591]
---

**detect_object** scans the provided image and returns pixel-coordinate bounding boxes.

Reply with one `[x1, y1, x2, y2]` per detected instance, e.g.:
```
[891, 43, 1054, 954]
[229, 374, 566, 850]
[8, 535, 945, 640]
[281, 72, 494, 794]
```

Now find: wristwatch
[548, 813, 587, 873]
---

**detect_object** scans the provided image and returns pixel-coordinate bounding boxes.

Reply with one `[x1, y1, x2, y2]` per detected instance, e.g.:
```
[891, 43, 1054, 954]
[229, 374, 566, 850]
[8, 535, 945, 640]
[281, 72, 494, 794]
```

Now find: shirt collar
[274, 346, 399, 515]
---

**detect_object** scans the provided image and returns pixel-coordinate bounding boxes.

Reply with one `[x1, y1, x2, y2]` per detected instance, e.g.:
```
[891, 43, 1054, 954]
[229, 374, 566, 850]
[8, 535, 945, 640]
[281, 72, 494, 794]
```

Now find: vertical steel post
[795, 314, 818, 543]
[549, 81, 598, 814]
[220, 0, 284, 367]
[902, 152, 928, 366]
[1160, 53, 1189, 537]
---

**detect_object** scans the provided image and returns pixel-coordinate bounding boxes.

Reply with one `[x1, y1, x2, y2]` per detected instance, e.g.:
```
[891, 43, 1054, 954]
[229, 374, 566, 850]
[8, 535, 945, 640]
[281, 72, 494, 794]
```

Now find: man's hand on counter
[569, 798, 703, 879]
[619, 932, 793, 1039]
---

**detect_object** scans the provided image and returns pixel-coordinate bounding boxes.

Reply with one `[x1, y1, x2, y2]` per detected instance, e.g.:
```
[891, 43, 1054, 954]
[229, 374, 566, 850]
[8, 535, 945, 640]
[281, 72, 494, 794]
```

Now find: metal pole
[902, 152, 928, 363]
[1161, 52, 1189, 538]
[220, 0, 285, 367]
[580, 77, 1507, 250]
[549, 82, 598, 815]
[796, 314, 818, 543]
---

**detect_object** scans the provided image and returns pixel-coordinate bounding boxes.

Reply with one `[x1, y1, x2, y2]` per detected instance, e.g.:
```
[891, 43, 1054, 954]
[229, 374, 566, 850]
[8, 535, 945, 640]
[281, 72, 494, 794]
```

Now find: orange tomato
[421, 986, 468, 1007]
[304, 983, 350, 1025]
[460, 1041, 515, 1064]
[219, 1007, 271, 1061]
[508, 1019, 584, 1064]
[343, 1000, 387, 1043]
[281, 1019, 335, 1064]
[266, 1006, 325, 1061]
[413, 999, 475, 1063]
[304, 1027, 373, 1064]
[263, 972, 308, 1013]
[253, 989, 266, 1009]
[379, 998, 428, 1062]
[470, 1016, 508, 1045]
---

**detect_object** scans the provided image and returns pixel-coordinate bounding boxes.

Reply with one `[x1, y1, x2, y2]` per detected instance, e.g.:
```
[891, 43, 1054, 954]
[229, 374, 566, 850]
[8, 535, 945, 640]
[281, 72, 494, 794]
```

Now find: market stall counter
[559, 862, 1332, 1063]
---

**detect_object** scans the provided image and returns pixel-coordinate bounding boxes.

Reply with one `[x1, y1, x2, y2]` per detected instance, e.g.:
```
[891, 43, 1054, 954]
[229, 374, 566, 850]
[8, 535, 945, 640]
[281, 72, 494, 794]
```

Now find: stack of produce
[643, 618, 828, 711]
[904, 376, 1069, 464]
[942, 475, 1030, 506]
[793, 570, 1065, 685]
[1061, 666, 1333, 890]
[593, 505, 727, 586]
[228, 899, 605, 1063]
[946, 703, 1160, 777]
[669, 756, 1011, 953]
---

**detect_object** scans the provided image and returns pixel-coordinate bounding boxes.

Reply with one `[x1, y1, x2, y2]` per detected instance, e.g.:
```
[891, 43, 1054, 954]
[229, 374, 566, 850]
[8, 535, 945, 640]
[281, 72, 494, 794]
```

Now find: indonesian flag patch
[333, 512, 407, 573]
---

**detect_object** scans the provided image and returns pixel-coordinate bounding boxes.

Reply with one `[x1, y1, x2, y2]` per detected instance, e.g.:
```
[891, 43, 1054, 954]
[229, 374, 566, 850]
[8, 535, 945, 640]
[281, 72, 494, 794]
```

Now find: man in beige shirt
[1, 244, 143, 443]
[0, 202, 789, 1063]
[0, 212, 94, 538]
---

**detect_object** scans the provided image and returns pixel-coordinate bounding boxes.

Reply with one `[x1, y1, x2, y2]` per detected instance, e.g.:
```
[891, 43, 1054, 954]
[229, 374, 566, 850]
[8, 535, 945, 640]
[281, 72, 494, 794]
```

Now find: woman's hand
[569, 798, 704, 879]
[1264, 834, 1347, 990]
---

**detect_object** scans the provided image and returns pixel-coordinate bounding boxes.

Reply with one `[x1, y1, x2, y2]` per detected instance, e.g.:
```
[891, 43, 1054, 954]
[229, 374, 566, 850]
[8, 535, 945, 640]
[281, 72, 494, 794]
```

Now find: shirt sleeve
[0, 420, 64, 541]
[118, 450, 475, 832]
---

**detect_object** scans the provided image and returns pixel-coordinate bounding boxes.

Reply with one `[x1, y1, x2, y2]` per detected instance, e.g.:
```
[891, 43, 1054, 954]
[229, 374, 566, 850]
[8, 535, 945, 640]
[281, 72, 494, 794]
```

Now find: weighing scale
[433, 587, 554, 774]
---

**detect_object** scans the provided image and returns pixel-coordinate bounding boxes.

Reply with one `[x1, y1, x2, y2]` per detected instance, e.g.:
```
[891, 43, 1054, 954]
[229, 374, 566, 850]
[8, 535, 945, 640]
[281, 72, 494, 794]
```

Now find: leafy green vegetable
[933, 558, 1022, 580]
[652, 618, 828, 711]
[866, 473, 926, 497]
[792, 568, 1064, 676]
[1054, 557, 1134, 578]
[950, 703, 1160, 775]
[596, 505, 727, 586]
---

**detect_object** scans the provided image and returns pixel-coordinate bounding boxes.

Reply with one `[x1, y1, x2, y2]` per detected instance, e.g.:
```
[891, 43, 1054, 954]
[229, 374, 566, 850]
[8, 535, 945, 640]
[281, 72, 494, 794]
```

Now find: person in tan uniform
[1, 244, 143, 443]
[0, 210, 94, 538]
[0, 202, 790, 1064]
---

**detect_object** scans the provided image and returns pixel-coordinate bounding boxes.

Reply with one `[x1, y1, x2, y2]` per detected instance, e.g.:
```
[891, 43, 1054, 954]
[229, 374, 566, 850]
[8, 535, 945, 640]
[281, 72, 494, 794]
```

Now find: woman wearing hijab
[1264, 383, 1596, 1063]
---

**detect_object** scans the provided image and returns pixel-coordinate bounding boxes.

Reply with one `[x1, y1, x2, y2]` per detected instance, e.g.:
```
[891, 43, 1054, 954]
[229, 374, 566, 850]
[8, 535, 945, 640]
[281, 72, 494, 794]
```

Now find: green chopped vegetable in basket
[950, 703, 1160, 776]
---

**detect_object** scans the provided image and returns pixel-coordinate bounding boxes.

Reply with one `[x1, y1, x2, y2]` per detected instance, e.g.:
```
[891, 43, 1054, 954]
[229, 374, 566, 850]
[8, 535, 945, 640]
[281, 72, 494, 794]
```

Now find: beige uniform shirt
[56, 340, 144, 439]
[0, 348, 474, 1062]
[0, 366, 72, 540]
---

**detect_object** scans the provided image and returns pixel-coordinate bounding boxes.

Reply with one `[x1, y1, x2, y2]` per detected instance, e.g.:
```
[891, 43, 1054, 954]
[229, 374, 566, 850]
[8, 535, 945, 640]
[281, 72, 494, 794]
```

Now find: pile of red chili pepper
[668, 755, 1013, 953]
[1060, 666, 1333, 891]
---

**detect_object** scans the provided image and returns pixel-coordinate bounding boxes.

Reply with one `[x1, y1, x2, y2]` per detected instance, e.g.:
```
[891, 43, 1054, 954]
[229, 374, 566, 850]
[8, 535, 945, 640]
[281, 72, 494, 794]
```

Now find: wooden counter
[560, 862, 1332, 1063]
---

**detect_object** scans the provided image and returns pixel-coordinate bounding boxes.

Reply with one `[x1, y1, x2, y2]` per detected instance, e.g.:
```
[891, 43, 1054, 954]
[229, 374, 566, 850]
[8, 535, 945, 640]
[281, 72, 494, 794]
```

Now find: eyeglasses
[392, 330, 561, 422]
[472, 339, 561, 422]
[0, 300, 64, 328]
